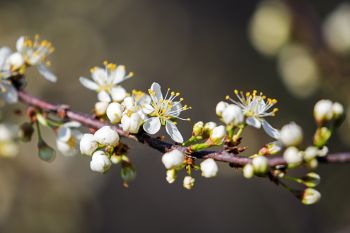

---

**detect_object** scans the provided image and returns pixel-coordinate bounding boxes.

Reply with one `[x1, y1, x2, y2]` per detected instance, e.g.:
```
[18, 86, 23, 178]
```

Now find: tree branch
[17, 90, 350, 167]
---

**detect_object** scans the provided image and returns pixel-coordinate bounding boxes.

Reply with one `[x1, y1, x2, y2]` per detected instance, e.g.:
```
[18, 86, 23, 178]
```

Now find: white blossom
[161, 149, 184, 169]
[221, 104, 244, 126]
[283, 146, 303, 165]
[16, 35, 57, 82]
[183, 176, 195, 190]
[166, 169, 176, 184]
[142, 82, 190, 143]
[200, 158, 218, 178]
[210, 125, 226, 144]
[80, 61, 133, 102]
[279, 122, 303, 146]
[0, 47, 18, 103]
[216, 101, 228, 117]
[226, 90, 280, 139]
[90, 150, 112, 173]
[120, 112, 143, 134]
[301, 188, 321, 205]
[95, 101, 109, 116]
[80, 133, 98, 155]
[106, 102, 123, 124]
[94, 126, 119, 146]
[314, 99, 333, 123]
[56, 121, 82, 156]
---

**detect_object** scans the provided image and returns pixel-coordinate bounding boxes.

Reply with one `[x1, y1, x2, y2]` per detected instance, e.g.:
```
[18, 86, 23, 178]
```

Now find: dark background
[0, 0, 350, 232]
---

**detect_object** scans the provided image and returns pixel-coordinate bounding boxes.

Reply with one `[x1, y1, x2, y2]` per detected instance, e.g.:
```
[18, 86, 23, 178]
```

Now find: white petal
[138, 94, 152, 106]
[57, 126, 71, 142]
[246, 117, 261, 128]
[63, 121, 81, 128]
[142, 104, 155, 114]
[111, 86, 127, 102]
[169, 101, 182, 117]
[262, 120, 280, 139]
[0, 47, 12, 68]
[91, 67, 108, 85]
[143, 117, 161, 134]
[79, 77, 99, 90]
[0, 81, 18, 104]
[151, 82, 163, 100]
[38, 64, 57, 82]
[16, 36, 25, 52]
[112, 65, 126, 84]
[97, 91, 111, 102]
[165, 120, 183, 143]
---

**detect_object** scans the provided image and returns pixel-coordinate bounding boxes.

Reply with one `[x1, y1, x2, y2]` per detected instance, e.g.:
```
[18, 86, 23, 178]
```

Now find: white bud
[283, 146, 303, 166]
[80, 133, 98, 155]
[183, 176, 195, 190]
[121, 113, 143, 134]
[94, 102, 109, 116]
[252, 156, 268, 174]
[314, 99, 333, 123]
[243, 164, 254, 179]
[161, 149, 184, 169]
[203, 122, 217, 136]
[222, 104, 244, 126]
[210, 125, 226, 144]
[318, 146, 328, 157]
[301, 188, 321, 205]
[94, 126, 119, 146]
[279, 122, 303, 146]
[7, 52, 24, 69]
[332, 102, 344, 119]
[166, 169, 176, 184]
[304, 146, 319, 161]
[216, 101, 228, 117]
[192, 121, 204, 136]
[106, 102, 123, 124]
[90, 150, 112, 173]
[200, 158, 218, 178]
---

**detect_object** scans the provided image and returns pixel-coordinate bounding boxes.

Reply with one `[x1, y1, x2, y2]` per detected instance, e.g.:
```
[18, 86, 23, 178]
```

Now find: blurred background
[0, 0, 350, 232]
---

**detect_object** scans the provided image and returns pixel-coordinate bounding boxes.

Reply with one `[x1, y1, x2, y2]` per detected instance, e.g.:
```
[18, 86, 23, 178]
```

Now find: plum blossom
[56, 121, 82, 156]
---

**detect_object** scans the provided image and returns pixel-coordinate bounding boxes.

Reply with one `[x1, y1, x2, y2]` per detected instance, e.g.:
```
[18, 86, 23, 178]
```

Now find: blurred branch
[17, 90, 350, 167]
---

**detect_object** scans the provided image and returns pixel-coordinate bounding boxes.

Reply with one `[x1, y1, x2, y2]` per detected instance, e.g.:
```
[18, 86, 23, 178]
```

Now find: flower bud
[332, 102, 344, 119]
[192, 121, 204, 136]
[259, 141, 283, 155]
[216, 101, 228, 117]
[121, 165, 136, 184]
[279, 122, 303, 146]
[90, 150, 112, 173]
[94, 126, 119, 146]
[222, 104, 244, 126]
[111, 86, 127, 102]
[306, 158, 318, 170]
[94, 101, 109, 116]
[80, 133, 98, 155]
[314, 99, 333, 123]
[243, 164, 254, 179]
[313, 127, 331, 147]
[318, 146, 328, 157]
[304, 146, 319, 162]
[121, 113, 143, 134]
[166, 169, 177, 184]
[38, 139, 56, 162]
[302, 172, 321, 188]
[200, 158, 218, 178]
[210, 125, 226, 144]
[301, 188, 321, 205]
[283, 146, 303, 166]
[203, 122, 217, 137]
[252, 156, 268, 174]
[7, 52, 24, 69]
[106, 102, 123, 124]
[183, 176, 195, 190]
[161, 149, 184, 169]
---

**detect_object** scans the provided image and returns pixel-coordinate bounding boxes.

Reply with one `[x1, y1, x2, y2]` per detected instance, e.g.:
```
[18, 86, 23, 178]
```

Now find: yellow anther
[234, 89, 239, 95]
[226, 95, 230, 100]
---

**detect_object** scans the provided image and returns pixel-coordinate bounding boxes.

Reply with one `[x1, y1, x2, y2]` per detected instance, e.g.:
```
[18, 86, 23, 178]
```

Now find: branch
[17, 90, 350, 167]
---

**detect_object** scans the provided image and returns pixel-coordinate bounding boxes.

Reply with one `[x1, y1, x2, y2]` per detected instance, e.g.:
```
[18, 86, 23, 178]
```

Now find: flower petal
[262, 120, 280, 139]
[151, 82, 163, 101]
[165, 120, 183, 143]
[91, 67, 108, 85]
[63, 121, 81, 128]
[112, 65, 126, 84]
[38, 64, 57, 82]
[57, 126, 71, 142]
[16, 36, 25, 52]
[246, 117, 261, 128]
[111, 86, 127, 102]
[142, 104, 155, 114]
[0, 47, 12, 69]
[169, 101, 182, 117]
[143, 117, 161, 134]
[0, 81, 18, 104]
[79, 77, 99, 90]
[97, 91, 111, 102]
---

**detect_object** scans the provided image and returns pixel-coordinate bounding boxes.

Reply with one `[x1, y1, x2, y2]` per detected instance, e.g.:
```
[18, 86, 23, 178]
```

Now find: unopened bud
[192, 121, 204, 136]
[301, 172, 321, 188]
[243, 164, 254, 179]
[94, 101, 109, 116]
[210, 125, 226, 145]
[283, 146, 303, 167]
[166, 169, 177, 184]
[183, 176, 195, 190]
[252, 156, 268, 174]
[301, 188, 321, 205]
[279, 122, 303, 146]
[216, 101, 228, 117]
